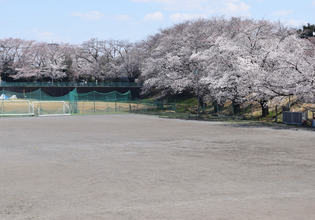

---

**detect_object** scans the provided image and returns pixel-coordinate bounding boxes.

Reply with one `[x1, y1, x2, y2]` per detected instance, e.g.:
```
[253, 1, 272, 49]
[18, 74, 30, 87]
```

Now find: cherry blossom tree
[13, 42, 68, 82]
[140, 19, 217, 99]
[0, 38, 35, 81]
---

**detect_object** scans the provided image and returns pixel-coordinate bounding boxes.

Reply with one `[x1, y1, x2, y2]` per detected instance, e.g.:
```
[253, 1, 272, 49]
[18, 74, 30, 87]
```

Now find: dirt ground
[0, 114, 314, 220]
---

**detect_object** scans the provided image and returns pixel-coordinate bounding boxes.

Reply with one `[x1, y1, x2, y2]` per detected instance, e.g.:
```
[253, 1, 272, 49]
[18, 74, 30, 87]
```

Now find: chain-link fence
[1, 87, 314, 126]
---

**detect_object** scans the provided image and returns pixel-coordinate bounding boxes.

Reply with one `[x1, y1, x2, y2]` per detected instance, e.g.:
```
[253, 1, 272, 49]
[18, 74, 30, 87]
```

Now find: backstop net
[77, 90, 132, 113]
[0, 88, 134, 115]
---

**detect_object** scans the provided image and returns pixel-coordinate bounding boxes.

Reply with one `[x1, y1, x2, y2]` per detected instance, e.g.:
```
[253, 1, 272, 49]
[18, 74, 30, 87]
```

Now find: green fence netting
[76, 90, 132, 113]
[0, 88, 132, 114]
[78, 90, 131, 102]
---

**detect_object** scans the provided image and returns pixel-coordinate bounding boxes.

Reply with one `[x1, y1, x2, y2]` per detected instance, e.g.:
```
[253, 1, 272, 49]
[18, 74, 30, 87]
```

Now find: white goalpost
[31, 101, 71, 116]
[0, 100, 35, 116]
[0, 100, 71, 117]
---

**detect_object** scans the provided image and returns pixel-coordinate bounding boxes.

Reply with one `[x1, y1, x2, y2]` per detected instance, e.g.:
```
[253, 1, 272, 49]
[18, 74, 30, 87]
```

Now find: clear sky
[0, 0, 314, 44]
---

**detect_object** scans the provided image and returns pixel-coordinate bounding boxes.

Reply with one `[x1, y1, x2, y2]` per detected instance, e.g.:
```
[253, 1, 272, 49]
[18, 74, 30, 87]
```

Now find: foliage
[138, 18, 315, 114]
[0, 18, 314, 117]
[298, 23, 315, 38]
[0, 38, 141, 83]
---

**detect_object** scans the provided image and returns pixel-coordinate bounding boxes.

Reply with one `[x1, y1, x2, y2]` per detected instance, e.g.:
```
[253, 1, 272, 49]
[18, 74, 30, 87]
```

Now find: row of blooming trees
[0, 38, 141, 82]
[139, 18, 315, 115]
[1, 17, 314, 114]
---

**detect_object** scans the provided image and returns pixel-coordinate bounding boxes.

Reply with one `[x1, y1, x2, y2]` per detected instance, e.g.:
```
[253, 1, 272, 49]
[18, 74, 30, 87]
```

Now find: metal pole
[94, 91, 96, 113]
[69, 89, 71, 113]
[197, 84, 200, 117]
[195, 69, 200, 117]
[275, 105, 278, 123]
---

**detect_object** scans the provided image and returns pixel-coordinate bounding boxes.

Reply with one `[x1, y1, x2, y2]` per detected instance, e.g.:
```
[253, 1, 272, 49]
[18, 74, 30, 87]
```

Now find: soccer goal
[32, 101, 71, 116]
[0, 100, 35, 116]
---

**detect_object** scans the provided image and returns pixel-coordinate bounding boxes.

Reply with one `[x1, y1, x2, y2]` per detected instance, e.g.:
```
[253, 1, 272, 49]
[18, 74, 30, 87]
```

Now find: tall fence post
[275, 105, 278, 123]
[93, 91, 96, 113]
[39, 88, 42, 101]
[69, 89, 71, 113]
[39, 88, 42, 109]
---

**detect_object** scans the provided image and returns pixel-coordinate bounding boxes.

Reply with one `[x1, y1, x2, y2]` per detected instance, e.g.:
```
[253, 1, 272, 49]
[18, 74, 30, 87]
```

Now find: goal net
[32, 101, 71, 116]
[0, 100, 35, 116]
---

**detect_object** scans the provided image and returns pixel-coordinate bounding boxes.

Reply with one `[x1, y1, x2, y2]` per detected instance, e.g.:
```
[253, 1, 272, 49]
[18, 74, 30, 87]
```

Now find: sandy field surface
[0, 114, 314, 220]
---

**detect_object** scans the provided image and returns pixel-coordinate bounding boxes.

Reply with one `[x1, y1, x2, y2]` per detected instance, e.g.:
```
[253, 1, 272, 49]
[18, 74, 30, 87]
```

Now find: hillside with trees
[139, 18, 315, 115]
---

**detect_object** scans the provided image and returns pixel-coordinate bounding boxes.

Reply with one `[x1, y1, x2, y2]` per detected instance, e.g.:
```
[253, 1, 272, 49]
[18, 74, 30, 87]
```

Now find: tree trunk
[259, 100, 269, 117]
[212, 101, 223, 115]
[232, 100, 241, 115]
[198, 98, 204, 113]
[213, 101, 218, 113]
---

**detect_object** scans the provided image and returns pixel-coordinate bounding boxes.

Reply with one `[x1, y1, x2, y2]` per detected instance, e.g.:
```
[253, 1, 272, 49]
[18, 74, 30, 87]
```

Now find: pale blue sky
[0, 0, 314, 44]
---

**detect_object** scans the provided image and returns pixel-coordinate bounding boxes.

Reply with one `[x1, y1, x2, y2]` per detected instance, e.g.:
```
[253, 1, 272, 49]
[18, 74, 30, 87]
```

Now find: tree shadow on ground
[218, 121, 315, 132]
